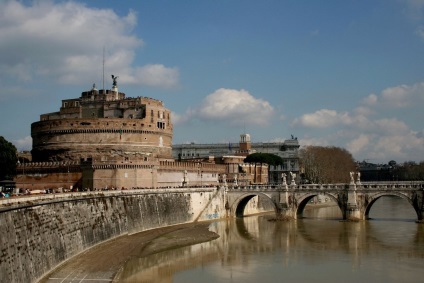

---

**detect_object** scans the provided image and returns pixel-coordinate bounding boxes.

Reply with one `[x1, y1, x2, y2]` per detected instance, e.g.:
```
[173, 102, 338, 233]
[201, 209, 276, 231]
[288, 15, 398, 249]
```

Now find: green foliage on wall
[0, 136, 17, 180]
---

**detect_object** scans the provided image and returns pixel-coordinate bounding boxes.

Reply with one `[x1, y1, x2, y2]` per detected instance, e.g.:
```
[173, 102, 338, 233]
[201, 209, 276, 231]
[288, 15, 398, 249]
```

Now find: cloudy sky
[1, 0, 423, 164]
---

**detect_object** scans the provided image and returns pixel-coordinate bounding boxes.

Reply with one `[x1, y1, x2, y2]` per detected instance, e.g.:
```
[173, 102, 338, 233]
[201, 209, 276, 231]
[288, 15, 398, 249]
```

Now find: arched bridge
[224, 181, 424, 222]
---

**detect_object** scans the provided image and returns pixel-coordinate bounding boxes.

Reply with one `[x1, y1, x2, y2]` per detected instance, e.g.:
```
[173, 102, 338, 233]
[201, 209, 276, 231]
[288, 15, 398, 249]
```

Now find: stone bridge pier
[224, 181, 424, 222]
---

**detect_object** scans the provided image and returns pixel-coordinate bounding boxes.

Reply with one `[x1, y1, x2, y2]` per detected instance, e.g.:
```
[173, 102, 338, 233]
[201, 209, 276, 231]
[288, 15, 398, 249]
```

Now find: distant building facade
[173, 134, 300, 184]
[357, 161, 395, 181]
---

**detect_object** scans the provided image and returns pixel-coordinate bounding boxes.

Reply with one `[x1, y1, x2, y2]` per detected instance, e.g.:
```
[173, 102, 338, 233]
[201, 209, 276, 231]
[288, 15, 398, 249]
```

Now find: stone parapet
[0, 188, 225, 283]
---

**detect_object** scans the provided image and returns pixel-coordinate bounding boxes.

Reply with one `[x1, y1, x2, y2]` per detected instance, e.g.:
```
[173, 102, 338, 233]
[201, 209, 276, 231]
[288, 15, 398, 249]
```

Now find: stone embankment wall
[0, 188, 225, 283]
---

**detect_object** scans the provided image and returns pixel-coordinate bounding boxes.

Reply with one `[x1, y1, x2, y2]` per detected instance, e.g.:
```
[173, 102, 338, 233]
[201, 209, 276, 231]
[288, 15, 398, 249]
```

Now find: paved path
[38, 223, 217, 283]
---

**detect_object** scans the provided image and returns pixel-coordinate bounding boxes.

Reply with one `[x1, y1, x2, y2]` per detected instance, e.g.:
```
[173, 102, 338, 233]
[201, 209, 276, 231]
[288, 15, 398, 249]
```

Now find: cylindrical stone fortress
[31, 85, 173, 162]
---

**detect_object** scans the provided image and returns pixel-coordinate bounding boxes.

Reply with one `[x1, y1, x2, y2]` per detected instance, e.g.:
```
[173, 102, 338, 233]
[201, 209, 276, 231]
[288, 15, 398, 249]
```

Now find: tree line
[299, 146, 356, 184]
[0, 136, 17, 180]
[357, 159, 424, 181]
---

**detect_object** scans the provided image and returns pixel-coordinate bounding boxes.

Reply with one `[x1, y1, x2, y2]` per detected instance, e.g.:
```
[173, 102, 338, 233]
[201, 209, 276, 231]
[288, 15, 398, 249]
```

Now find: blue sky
[0, 0, 423, 163]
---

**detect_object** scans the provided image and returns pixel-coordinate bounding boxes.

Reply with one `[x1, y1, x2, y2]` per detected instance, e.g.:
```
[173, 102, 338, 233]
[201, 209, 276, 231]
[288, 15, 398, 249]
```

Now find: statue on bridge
[281, 173, 287, 185]
[350, 171, 355, 184]
[290, 172, 296, 185]
[222, 174, 227, 186]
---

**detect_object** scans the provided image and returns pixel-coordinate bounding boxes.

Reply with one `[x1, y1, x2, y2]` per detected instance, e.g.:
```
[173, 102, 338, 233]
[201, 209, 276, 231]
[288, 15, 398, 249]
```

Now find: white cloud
[132, 64, 179, 88]
[14, 136, 32, 151]
[353, 106, 374, 117]
[197, 88, 274, 126]
[175, 88, 274, 127]
[291, 81, 424, 162]
[171, 109, 195, 125]
[379, 82, 424, 107]
[347, 134, 370, 156]
[373, 118, 410, 135]
[292, 109, 340, 128]
[371, 133, 424, 161]
[292, 109, 366, 128]
[0, 1, 178, 92]
[361, 85, 420, 109]
[362, 93, 378, 106]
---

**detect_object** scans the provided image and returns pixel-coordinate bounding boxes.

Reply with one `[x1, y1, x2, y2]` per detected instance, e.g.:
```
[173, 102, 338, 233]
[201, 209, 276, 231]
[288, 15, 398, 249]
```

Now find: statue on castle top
[111, 74, 118, 87]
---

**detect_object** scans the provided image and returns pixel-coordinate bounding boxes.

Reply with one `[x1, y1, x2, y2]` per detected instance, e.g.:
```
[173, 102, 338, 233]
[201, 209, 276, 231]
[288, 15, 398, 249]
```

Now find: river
[117, 196, 424, 283]
[41, 196, 424, 283]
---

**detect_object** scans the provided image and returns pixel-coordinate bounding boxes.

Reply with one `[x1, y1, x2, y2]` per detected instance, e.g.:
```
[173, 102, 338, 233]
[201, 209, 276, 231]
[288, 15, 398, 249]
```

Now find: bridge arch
[230, 192, 276, 218]
[295, 193, 342, 218]
[364, 192, 419, 220]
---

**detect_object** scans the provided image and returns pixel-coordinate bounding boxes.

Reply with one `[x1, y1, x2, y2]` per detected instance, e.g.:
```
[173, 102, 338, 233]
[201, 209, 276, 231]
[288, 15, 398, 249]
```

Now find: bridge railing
[225, 181, 424, 191]
[359, 182, 424, 190]
[226, 183, 350, 191]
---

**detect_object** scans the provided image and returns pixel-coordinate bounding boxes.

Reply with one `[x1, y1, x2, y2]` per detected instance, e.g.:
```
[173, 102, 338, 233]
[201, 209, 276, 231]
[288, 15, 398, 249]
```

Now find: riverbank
[304, 201, 338, 210]
[38, 222, 219, 283]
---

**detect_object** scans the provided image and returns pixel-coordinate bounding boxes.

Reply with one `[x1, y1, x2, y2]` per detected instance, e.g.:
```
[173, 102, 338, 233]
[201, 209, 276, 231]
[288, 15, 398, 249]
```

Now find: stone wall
[14, 172, 82, 191]
[31, 118, 173, 162]
[0, 188, 226, 283]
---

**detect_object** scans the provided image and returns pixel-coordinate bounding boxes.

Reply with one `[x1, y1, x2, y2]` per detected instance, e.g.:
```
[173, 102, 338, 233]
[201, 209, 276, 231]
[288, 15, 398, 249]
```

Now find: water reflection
[118, 197, 424, 283]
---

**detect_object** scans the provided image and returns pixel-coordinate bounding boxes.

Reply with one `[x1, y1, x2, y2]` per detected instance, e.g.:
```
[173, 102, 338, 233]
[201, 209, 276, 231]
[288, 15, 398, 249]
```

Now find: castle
[32, 80, 173, 162]
[14, 77, 297, 191]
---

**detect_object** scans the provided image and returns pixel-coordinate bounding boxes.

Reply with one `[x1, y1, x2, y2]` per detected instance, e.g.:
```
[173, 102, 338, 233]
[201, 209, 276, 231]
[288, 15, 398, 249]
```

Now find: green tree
[299, 146, 356, 184]
[244, 153, 284, 166]
[0, 136, 18, 180]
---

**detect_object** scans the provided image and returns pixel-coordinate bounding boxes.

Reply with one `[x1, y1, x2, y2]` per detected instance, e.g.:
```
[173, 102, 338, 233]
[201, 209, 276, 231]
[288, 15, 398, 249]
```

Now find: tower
[239, 133, 251, 153]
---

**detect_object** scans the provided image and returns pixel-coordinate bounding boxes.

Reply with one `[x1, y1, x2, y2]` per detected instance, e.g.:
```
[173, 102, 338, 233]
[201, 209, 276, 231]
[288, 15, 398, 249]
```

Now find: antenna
[102, 46, 105, 91]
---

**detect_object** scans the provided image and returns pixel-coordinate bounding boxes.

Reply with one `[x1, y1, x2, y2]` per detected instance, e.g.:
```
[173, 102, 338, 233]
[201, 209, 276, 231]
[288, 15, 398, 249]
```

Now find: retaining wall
[0, 188, 225, 283]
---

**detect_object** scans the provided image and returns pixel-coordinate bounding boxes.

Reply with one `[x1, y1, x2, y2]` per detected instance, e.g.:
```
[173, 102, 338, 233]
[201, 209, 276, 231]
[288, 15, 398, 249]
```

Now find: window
[157, 121, 165, 129]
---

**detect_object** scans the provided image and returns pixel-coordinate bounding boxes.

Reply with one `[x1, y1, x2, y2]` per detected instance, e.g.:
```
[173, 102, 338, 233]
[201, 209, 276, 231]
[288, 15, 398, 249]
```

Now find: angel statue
[111, 74, 119, 87]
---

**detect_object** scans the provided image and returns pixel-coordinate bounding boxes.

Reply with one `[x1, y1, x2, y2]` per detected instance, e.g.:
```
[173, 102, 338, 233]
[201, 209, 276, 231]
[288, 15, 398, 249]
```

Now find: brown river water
[42, 196, 424, 283]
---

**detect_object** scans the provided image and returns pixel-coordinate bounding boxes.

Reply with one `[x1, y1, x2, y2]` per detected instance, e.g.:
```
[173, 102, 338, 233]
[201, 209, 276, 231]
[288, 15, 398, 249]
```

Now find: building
[173, 134, 300, 184]
[14, 77, 293, 190]
[31, 82, 173, 162]
[357, 161, 395, 181]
